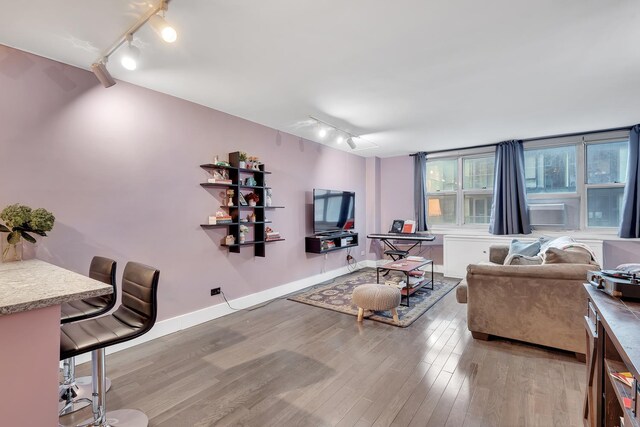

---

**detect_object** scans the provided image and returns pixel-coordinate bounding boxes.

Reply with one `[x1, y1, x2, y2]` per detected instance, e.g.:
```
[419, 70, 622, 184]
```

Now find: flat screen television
[313, 189, 355, 233]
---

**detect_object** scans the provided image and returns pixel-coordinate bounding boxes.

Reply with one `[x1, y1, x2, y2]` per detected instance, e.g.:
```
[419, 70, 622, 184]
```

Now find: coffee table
[376, 259, 433, 307]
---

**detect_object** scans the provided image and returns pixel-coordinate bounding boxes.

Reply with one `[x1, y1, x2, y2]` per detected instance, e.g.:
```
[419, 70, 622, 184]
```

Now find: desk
[367, 233, 436, 255]
[0, 259, 112, 426]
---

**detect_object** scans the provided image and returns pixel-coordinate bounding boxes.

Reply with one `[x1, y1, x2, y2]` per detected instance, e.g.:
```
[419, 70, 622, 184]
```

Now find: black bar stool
[60, 261, 160, 427]
[59, 257, 117, 415]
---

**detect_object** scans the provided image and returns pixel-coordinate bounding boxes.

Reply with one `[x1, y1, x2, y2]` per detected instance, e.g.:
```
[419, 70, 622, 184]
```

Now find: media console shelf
[305, 232, 359, 254]
[200, 152, 284, 257]
[583, 284, 640, 427]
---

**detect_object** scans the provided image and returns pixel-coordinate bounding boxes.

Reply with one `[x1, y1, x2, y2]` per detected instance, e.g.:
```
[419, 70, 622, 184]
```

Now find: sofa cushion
[508, 239, 541, 257]
[504, 254, 543, 266]
[543, 247, 591, 265]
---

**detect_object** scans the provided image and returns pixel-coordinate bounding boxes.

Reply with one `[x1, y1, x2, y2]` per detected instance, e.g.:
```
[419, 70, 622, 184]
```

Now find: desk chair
[60, 262, 160, 426]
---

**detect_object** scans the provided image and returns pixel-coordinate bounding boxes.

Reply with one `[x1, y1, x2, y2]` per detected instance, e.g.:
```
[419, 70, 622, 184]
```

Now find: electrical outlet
[211, 287, 221, 296]
[360, 250, 365, 256]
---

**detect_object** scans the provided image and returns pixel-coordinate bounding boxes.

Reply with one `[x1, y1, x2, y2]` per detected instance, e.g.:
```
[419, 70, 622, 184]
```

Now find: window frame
[423, 129, 630, 233]
[583, 139, 628, 231]
[426, 150, 495, 228]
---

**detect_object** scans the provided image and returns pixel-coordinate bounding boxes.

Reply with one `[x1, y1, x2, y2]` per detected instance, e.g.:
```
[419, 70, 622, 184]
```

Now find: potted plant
[239, 224, 249, 243]
[0, 204, 55, 262]
[245, 192, 260, 206]
[238, 152, 247, 169]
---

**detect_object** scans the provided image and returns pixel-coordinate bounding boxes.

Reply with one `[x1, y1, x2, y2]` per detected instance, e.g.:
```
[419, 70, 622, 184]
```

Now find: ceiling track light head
[346, 137, 357, 149]
[91, 61, 116, 88]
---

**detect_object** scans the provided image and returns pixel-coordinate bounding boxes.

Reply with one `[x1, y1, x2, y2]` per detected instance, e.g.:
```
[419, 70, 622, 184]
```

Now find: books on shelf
[611, 371, 634, 388]
[207, 178, 232, 184]
[266, 230, 281, 241]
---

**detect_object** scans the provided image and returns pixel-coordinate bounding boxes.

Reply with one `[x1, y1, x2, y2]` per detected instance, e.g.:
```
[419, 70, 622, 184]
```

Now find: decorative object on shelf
[0, 204, 55, 262]
[238, 192, 247, 206]
[208, 215, 217, 225]
[215, 211, 232, 223]
[247, 156, 258, 170]
[208, 168, 231, 184]
[239, 224, 249, 243]
[248, 213, 256, 223]
[224, 235, 235, 246]
[248, 156, 260, 170]
[238, 152, 247, 169]
[245, 192, 260, 207]
[244, 176, 257, 186]
[265, 226, 281, 241]
[226, 189, 234, 207]
[265, 188, 273, 207]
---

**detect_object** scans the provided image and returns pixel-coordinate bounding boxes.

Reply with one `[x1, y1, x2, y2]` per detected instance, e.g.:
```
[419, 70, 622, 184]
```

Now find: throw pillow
[543, 247, 591, 265]
[508, 239, 541, 257]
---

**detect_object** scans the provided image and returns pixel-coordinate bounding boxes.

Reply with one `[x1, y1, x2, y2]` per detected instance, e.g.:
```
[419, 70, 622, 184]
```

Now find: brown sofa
[456, 244, 596, 359]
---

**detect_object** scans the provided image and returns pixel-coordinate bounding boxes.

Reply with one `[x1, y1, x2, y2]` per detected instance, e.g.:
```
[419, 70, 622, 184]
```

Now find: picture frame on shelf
[238, 192, 248, 206]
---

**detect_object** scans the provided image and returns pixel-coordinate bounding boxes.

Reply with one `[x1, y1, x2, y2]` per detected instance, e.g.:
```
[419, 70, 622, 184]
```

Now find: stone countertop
[0, 259, 112, 316]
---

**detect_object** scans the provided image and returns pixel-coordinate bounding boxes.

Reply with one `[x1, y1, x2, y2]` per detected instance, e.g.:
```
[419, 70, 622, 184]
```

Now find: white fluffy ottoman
[352, 283, 401, 324]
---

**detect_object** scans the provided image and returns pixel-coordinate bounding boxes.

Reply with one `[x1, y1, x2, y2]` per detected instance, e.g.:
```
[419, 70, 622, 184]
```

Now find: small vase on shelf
[239, 161, 246, 169]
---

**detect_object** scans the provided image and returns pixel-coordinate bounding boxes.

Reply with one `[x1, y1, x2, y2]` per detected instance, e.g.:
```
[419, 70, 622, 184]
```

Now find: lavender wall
[0, 45, 367, 321]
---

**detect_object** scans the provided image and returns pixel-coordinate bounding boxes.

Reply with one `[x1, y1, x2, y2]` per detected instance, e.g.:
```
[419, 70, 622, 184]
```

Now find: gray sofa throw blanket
[489, 140, 531, 235]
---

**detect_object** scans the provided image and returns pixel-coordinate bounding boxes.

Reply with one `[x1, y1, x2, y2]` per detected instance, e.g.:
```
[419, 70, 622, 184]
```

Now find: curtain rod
[410, 124, 633, 157]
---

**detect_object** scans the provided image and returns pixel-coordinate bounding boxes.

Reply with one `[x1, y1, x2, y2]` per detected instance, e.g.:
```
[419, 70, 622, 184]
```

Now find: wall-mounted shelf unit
[200, 152, 284, 257]
[305, 231, 359, 254]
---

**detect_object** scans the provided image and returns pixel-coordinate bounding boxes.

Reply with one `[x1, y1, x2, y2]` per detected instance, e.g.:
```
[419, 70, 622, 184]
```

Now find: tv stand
[305, 231, 359, 254]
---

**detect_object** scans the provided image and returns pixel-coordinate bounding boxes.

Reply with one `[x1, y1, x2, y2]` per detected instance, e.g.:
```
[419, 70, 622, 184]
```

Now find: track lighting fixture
[149, 14, 177, 43]
[91, 61, 116, 88]
[89, 0, 177, 88]
[121, 36, 140, 71]
[310, 116, 360, 150]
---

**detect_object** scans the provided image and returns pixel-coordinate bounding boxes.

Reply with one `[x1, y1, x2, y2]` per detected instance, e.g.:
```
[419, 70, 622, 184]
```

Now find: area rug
[288, 268, 460, 327]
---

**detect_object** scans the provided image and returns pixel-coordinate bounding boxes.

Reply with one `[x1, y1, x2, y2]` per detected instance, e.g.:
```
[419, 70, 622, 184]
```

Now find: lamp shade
[428, 198, 442, 216]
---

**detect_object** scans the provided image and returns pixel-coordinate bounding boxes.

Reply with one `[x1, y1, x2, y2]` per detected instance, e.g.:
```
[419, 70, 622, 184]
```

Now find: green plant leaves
[20, 232, 36, 244]
[0, 224, 9, 233]
[7, 231, 21, 244]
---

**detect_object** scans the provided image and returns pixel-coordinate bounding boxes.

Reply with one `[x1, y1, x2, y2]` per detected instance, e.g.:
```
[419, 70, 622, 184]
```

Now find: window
[586, 141, 628, 227]
[524, 145, 577, 194]
[424, 130, 630, 231]
[426, 159, 457, 225]
[426, 154, 494, 226]
[463, 156, 494, 224]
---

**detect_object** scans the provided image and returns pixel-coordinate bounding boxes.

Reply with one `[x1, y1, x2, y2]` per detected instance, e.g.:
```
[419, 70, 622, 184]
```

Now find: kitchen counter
[0, 259, 113, 426]
[0, 259, 112, 315]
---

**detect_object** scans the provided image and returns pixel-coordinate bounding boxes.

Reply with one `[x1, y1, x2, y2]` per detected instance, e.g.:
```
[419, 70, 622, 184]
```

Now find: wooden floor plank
[59, 281, 586, 427]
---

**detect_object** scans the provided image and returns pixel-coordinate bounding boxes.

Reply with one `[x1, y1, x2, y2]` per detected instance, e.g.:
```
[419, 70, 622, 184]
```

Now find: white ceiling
[1, 0, 639, 157]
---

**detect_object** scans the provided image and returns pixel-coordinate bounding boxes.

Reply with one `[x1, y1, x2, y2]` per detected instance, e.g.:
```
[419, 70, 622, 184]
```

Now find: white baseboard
[73, 261, 372, 366]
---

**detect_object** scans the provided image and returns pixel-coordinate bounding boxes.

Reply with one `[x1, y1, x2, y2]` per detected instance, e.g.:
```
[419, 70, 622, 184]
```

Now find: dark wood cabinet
[200, 152, 284, 257]
[583, 284, 640, 427]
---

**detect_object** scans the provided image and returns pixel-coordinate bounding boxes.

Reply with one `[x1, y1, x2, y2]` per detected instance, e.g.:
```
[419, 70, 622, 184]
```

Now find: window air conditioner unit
[529, 203, 566, 226]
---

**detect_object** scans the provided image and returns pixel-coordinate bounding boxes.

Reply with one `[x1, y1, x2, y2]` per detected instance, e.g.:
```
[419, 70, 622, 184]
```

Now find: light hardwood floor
[60, 287, 586, 426]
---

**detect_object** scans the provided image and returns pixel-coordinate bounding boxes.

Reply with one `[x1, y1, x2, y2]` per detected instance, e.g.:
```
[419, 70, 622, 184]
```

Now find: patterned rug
[288, 267, 460, 327]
